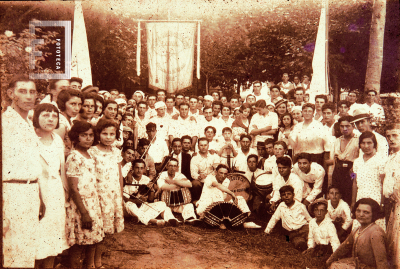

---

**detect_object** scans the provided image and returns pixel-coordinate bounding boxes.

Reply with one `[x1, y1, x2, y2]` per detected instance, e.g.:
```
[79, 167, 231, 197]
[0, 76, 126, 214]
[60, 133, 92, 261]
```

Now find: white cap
[154, 101, 166, 110]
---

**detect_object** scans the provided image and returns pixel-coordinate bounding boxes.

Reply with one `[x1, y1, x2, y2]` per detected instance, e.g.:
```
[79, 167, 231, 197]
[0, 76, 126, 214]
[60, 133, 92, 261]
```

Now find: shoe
[219, 223, 227, 230]
[168, 219, 179, 227]
[156, 220, 166, 226]
[185, 218, 201, 226]
[243, 222, 262, 229]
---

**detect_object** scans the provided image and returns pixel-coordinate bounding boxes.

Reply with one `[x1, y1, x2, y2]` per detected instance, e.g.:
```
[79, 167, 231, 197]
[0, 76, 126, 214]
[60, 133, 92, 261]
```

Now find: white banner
[309, 6, 329, 103]
[146, 22, 196, 93]
[71, 0, 92, 87]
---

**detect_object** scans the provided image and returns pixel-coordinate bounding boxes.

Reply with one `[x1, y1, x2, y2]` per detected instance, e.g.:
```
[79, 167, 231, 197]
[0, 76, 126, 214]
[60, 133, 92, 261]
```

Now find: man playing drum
[157, 158, 199, 224]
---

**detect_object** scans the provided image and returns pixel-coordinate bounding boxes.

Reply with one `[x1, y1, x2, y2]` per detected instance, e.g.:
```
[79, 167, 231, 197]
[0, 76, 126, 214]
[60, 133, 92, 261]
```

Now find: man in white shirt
[145, 122, 169, 168]
[233, 134, 258, 172]
[270, 156, 304, 210]
[165, 95, 179, 118]
[249, 99, 279, 147]
[252, 80, 271, 102]
[188, 96, 201, 118]
[351, 107, 389, 159]
[362, 89, 385, 122]
[135, 101, 150, 140]
[347, 89, 363, 116]
[145, 94, 157, 118]
[2, 75, 45, 268]
[170, 102, 199, 150]
[149, 101, 171, 146]
[292, 153, 325, 207]
[197, 106, 221, 139]
[157, 158, 199, 224]
[278, 73, 295, 95]
[246, 154, 274, 220]
[190, 138, 221, 201]
[265, 185, 312, 251]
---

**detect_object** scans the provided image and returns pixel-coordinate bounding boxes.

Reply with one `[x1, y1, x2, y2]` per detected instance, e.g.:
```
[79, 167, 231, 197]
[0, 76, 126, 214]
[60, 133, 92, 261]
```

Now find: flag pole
[325, 0, 330, 98]
[197, 21, 201, 80]
[137, 20, 141, 77]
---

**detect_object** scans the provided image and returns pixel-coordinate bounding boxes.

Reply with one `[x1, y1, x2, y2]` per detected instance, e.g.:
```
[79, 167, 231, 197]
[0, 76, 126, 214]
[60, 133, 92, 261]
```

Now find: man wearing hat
[306, 198, 340, 258]
[132, 90, 145, 103]
[362, 89, 385, 122]
[203, 95, 213, 108]
[149, 101, 171, 146]
[351, 107, 389, 158]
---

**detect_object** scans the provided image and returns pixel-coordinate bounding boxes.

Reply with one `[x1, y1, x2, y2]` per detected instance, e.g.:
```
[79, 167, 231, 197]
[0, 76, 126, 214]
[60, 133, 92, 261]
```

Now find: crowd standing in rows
[2, 74, 399, 268]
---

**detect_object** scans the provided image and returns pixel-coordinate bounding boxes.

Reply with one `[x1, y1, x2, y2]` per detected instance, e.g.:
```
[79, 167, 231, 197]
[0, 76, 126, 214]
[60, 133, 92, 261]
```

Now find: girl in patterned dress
[88, 119, 124, 267]
[66, 121, 105, 268]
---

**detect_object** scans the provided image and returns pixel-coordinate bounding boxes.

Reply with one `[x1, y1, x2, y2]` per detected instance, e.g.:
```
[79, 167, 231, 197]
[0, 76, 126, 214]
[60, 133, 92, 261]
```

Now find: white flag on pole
[309, 6, 329, 103]
[71, 0, 92, 88]
[146, 22, 196, 93]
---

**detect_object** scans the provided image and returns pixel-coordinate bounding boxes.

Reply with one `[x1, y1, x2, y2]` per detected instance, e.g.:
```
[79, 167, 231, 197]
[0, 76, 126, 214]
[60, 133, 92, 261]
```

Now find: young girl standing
[33, 104, 69, 268]
[66, 121, 105, 268]
[88, 119, 124, 267]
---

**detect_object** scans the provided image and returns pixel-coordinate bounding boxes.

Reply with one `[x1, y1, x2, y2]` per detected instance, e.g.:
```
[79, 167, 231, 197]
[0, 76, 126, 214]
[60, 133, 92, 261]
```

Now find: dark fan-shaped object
[203, 201, 248, 227]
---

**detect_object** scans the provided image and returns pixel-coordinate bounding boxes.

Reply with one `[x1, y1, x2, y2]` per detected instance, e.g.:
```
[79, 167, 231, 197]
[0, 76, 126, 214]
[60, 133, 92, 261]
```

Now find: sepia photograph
[1, 0, 399, 268]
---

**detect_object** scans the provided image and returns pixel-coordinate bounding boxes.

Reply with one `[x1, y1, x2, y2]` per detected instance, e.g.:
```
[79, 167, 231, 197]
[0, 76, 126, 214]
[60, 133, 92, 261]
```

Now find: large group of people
[2, 73, 399, 268]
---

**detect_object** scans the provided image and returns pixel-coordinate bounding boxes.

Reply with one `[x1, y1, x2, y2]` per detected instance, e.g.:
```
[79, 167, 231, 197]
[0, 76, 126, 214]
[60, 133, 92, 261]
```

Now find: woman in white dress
[352, 131, 386, 231]
[33, 104, 69, 268]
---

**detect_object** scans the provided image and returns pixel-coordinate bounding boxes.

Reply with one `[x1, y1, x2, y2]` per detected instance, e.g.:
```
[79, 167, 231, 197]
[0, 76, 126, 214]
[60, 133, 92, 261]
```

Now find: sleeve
[307, 220, 316, 249]
[270, 175, 281, 203]
[321, 126, 331, 152]
[157, 173, 166, 188]
[248, 116, 258, 134]
[305, 165, 325, 203]
[370, 229, 390, 269]
[271, 113, 279, 129]
[326, 232, 355, 266]
[190, 156, 200, 180]
[328, 222, 341, 252]
[302, 203, 313, 222]
[66, 153, 83, 178]
[147, 157, 157, 180]
[293, 177, 304, 203]
[264, 204, 282, 233]
[340, 201, 353, 230]
[288, 124, 300, 149]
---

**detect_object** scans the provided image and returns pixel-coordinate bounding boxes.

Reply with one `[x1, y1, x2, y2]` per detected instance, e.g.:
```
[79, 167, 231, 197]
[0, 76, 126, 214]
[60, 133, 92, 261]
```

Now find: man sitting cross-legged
[123, 159, 179, 226]
[264, 185, 312, 251]
[157, 158, 199, 225]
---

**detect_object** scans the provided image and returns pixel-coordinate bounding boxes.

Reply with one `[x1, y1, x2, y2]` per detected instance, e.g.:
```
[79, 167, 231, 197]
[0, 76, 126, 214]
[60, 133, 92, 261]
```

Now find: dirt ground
[100, 217, 324, 269]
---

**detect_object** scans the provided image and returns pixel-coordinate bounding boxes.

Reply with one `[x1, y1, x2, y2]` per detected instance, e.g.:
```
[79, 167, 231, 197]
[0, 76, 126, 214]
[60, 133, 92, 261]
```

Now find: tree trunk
[364, 0, 386, 95]
[205, 74, 209, 95]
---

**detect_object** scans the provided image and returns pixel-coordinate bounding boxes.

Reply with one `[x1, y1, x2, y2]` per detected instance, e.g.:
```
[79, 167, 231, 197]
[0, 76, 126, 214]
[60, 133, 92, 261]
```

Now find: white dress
[36, 133, 69, 259]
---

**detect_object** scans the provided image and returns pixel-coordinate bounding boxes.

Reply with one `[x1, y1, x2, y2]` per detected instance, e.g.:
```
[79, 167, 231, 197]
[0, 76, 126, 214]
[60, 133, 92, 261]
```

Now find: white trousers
[125, 201, 176, 225]
[170, 203, 197, 221]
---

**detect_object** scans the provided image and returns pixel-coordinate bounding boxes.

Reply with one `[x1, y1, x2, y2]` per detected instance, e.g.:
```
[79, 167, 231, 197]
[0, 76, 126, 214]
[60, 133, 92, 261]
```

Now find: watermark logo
[29, 20, 71, 79]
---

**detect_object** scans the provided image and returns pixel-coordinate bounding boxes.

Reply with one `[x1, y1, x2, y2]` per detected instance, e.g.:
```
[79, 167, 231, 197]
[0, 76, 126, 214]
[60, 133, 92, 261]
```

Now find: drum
[161, 188, 192, 207]
[203, 201, 248, 227]
[225, 173, 251, 202]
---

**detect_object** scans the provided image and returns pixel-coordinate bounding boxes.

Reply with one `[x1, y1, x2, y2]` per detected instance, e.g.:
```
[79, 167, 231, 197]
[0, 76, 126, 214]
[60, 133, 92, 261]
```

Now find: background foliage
[0, 0, 398, 98]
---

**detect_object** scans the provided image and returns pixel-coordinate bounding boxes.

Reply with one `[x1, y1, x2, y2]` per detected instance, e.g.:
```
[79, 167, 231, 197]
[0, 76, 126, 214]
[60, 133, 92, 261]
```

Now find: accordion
[203, 201, 248, 227]
[161, 188, 192, 207]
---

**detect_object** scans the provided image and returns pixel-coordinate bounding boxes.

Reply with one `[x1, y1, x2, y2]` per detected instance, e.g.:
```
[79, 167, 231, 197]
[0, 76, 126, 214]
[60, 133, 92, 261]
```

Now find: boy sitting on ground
[264, 185, 312, 251]
[326, 185, 352, 242]
[304, 198, 340, 262]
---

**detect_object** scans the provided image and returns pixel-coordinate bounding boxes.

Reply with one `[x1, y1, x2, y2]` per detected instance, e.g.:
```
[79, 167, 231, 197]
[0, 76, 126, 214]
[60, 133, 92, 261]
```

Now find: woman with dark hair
[66, 121, 104, 268]
[232, 103, 252, 146]
[73, 92, 97, 123]
[352, 131, 387, 231]
[326, 198, 388, 269]
[55, 89, 82, 156]
[278, 112, 294, 157]
[218, 104, 234, 133]
[33, 104, 69, 267]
